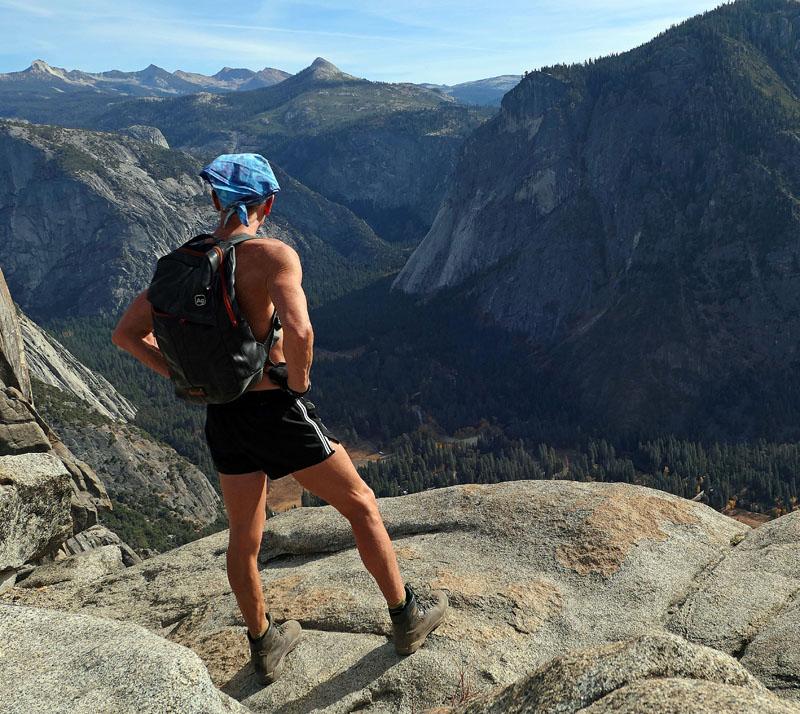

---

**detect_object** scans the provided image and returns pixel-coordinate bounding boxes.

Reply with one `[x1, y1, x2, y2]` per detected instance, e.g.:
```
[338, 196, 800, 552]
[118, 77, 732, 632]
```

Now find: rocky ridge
[421, 74, 521, 106]
[0, 59, 290, 97]
[4, 479, 800, 713]
[20, 311, 136, 422]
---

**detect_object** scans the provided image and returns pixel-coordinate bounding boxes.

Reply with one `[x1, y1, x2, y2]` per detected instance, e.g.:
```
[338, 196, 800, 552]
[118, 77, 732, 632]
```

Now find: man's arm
[265, 243, 312, 394]
[111, 291, 171, 379]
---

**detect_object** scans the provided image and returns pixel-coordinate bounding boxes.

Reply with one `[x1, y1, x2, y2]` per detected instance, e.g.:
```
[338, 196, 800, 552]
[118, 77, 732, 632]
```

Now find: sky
[1, 0, 727, 86]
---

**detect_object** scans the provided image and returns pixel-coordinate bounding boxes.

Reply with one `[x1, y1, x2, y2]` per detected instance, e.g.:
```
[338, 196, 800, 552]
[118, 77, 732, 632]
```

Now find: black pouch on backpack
[146, 234, 275, 404]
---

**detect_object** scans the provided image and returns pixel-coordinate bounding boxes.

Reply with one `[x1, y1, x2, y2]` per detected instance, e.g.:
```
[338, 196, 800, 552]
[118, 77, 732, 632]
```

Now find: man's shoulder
[237, 237, 299, 266]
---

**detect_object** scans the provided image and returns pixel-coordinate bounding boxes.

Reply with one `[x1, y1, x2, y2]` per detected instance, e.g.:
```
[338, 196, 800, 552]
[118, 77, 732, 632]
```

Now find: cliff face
[0, 270, 30, 402]
[394, 1, 800, 435]
[0, 120, 209, 318]
[20, 312, 136, 422]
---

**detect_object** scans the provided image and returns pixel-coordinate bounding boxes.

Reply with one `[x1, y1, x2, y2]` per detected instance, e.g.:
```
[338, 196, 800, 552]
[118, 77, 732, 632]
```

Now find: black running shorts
[204, 389, 338, 478]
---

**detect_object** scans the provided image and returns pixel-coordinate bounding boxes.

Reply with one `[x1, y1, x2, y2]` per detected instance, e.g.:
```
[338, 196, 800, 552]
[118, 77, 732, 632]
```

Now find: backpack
[146, 234, 281, 404]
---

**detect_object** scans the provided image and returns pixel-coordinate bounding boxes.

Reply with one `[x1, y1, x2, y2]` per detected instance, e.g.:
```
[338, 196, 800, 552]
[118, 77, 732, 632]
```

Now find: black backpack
[146, 234, 281, 404]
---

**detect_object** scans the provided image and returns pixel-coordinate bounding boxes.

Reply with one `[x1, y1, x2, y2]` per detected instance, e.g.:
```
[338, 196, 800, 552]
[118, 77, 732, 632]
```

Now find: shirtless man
[112, 154, 447, 685]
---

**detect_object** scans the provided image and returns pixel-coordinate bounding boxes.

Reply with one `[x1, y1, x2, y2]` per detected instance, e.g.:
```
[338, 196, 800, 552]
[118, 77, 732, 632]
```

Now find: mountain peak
[308, 57, 342, 76]
[28, 59, 56, 74]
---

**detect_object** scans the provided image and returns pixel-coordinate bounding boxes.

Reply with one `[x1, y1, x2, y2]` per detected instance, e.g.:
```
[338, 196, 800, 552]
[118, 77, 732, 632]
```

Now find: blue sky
[1, 0, 725, 85]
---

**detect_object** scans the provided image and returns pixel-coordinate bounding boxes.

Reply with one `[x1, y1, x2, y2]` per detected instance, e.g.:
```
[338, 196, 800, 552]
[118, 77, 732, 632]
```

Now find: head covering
[200, 153, 280, 227]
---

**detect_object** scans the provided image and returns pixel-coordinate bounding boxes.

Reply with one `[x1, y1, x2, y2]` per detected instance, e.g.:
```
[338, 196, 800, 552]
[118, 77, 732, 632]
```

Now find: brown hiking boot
[390, 584, 448, 655]
[247, 614, 302, 685]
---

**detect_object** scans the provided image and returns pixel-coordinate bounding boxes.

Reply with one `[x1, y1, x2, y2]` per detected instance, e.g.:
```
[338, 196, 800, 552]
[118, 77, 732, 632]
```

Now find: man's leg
[292, 446, 406, 606]
[219, 470, 268, 636]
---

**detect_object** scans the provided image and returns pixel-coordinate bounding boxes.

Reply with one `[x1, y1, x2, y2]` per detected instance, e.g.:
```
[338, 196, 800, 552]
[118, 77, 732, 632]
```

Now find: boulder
[0, 275, 114, 537]
[19, 545, 126, 589]
[578, 679, 800, 714]
[0, 480, 750, 713]
[437, 631, 793, 713]
[668, 510, 800, 677]
[57, 524, 142, 567]
[0, 604, 252, 714]
[0, 453, 72, 571]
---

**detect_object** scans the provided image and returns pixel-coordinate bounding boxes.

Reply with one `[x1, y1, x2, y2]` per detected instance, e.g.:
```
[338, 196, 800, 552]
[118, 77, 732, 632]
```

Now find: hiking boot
[390, 584, 448, 655]
[247, 614, 302, 685]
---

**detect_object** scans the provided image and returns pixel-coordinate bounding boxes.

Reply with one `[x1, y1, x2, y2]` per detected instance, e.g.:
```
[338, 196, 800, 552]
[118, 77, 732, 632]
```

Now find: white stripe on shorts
[295, 398, 333, 456]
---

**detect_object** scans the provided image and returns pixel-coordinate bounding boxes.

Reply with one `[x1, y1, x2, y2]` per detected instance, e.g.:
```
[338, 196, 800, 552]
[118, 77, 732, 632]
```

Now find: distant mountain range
[0, 58, 516, 105]
[0, 59, 290, 97]
[422, 75, 521, 106]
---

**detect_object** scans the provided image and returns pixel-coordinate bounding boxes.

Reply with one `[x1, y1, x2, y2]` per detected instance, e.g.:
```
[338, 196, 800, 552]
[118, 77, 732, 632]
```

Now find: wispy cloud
[198, 21, 489, 52]
[0, 0, 53, 17]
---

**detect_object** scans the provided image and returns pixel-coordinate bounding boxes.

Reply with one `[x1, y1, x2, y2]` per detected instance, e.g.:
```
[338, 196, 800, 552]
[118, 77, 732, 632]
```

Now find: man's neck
[212, 223, 260, 240]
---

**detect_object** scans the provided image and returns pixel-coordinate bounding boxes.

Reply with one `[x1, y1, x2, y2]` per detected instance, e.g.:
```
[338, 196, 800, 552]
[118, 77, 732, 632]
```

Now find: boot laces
[408, 584, 437, 614]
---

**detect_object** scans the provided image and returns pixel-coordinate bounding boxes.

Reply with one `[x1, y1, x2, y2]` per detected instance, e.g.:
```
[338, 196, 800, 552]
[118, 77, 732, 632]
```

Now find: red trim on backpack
[152, 309, 174, 318]
[178, 247, 207, 257]
[214, 246, 238, 327]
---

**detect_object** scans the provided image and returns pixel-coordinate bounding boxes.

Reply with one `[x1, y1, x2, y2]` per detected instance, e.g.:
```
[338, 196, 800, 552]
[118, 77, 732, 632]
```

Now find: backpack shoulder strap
[226, 234, 257, 248]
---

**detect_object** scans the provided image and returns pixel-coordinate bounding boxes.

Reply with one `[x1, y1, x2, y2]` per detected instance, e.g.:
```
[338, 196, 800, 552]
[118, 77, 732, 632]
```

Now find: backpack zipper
[214, 246, 239, 327]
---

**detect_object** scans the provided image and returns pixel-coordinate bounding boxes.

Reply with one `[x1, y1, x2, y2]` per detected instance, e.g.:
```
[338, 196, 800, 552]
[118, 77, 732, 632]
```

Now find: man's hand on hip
[268, 363, 310, 397]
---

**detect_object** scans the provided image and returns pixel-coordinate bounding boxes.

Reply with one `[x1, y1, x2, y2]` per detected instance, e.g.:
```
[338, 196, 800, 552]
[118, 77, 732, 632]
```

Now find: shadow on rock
[226, 639, 401, 713]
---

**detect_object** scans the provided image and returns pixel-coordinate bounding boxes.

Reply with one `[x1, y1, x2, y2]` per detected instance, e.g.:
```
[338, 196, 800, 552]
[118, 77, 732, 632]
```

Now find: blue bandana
[200, 153, 280, 226]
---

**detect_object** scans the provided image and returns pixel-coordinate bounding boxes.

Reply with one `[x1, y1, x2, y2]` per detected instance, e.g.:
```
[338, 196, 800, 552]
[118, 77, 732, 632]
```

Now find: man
[112, 154, 447, 685]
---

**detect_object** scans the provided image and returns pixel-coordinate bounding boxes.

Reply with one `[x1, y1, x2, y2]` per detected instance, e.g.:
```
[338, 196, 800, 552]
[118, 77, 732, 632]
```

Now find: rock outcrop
[0, 264, 114, 587]
[119, 125, 169, 148]
[436, 632, 798, 714]
[0, 269, 30, 401]
[0, 605, 251, 714]
[20, 311, 136, 422]
[0, 453, 72, 578]
[5, 480, 800, 713]
[51, 524, 141, 567]
[0, 382, 112, 534]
